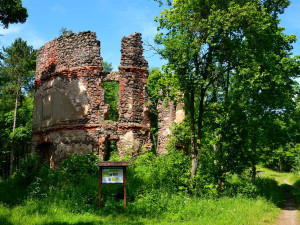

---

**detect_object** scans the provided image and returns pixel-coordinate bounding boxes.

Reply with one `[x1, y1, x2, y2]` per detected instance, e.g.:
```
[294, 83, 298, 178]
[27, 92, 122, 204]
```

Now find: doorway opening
[36, 142, 55, 169]
[104, 140, 118, 161]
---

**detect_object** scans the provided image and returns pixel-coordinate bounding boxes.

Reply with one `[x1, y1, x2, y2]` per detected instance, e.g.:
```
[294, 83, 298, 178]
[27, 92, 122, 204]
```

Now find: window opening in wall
[104, 140, 118, 161]
[102, 81, 119, 121]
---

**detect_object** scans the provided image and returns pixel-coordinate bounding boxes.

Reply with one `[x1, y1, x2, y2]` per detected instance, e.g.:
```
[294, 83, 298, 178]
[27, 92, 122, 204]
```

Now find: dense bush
[59, 154, 98, 183]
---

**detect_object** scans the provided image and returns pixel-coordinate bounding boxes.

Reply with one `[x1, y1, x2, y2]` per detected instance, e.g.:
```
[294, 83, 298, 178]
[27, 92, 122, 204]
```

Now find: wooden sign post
[98, 161, 129, 209]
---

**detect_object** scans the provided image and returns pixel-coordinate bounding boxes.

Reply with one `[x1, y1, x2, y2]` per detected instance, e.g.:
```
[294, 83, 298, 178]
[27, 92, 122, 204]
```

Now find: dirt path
[276, 179, 299, 225]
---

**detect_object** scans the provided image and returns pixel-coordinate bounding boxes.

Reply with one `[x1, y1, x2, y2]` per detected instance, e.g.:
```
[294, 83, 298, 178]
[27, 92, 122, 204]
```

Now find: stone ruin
[31, 31, 183, 168]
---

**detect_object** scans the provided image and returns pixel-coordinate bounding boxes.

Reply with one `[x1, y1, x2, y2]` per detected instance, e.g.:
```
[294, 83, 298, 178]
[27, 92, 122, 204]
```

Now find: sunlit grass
[257, 165, 300, 186]
[257, 165, 300, 214]
[0, 160, 286, 224]
[0, 196, 279, 225]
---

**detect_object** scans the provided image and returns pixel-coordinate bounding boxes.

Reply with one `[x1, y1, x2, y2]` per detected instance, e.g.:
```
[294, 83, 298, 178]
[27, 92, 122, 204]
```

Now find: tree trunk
[225, 64, 230, 101]
[190, 86, 198, 178]
[24, 140, 28, 161]
[10, 76, 20, 176]
[251, 162, 256, 183]
[251, 146, 257, 183]
[279, 157, 282, 172]
[191, 88, 206, 178]
[218, 172, 226, 192]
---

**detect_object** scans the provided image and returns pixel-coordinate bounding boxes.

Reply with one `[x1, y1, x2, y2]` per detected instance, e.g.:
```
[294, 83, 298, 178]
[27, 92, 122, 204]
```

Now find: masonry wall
[156, 99, 185, 154]
[32, 31, 152, 167]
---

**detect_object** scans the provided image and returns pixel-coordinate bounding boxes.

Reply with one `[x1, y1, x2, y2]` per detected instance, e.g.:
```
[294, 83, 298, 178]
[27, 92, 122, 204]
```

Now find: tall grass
[0, 154, 283, 224]
[0, 196, 279, 225]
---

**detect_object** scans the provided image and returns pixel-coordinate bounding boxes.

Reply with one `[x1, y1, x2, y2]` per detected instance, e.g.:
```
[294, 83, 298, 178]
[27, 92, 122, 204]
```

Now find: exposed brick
[32, 31, 152, 167]
[156, 98, 185, 154]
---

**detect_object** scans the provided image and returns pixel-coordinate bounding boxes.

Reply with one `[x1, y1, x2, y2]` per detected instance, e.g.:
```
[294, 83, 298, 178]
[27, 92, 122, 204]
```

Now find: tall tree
[154, 0, 298, 178]
[1, 38, 35, 175]
[0, 0, 28, 28]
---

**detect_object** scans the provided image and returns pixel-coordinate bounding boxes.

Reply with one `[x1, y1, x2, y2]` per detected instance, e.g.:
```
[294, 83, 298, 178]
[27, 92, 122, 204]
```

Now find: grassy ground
[257, 165, 300, 211]
[256, 165, 300, 185]
[0, 156, 288, 225]
[0, 196, 279, 225]
[0, 176, 281, 225]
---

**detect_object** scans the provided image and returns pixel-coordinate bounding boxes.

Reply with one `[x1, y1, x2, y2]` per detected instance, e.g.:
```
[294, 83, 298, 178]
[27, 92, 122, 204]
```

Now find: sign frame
[98, 161, 129, 209]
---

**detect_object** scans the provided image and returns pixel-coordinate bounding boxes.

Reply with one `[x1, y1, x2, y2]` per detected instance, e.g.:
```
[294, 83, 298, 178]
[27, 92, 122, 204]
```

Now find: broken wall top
[36, 31, 103, 80]
[36, 31, 148, 82]
[119, 32, 148, 71]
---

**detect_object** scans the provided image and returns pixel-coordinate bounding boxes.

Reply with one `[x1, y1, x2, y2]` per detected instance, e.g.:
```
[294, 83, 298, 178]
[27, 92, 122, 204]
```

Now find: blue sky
[0, 0, 300, 72]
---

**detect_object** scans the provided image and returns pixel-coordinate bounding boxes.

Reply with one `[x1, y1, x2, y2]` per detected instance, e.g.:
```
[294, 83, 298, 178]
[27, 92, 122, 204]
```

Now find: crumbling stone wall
[32, 31, 152, 167]
[156, 99, 185, 154]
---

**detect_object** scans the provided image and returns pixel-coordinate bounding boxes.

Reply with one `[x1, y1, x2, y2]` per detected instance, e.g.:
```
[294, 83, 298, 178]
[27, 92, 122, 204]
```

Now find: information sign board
[98, 161, 129, 209]
[102, 168, 123, 183]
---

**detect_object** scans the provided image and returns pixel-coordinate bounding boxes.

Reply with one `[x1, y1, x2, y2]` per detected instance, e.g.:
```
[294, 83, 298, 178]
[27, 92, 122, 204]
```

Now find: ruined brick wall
[156, 99, 185, 154]
[32, 31, 152, 167]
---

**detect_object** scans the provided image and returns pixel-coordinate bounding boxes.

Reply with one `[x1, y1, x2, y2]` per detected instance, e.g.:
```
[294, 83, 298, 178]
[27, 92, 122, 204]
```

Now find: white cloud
[0, 24, 46, 50]
[0, 24, 22, 35]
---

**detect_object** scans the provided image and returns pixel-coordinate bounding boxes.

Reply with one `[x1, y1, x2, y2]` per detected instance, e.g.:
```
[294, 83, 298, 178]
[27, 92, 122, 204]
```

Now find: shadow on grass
[0, 215, 13, 225]
[293, 179, 300, 187]
[253, 177, 284, 207]
[252, 177, 300, 213]
[280, 183, 300, 210]
[42, 221, 145, 225]
[0, 179, 28, 206]
[42, 222, 97, 225]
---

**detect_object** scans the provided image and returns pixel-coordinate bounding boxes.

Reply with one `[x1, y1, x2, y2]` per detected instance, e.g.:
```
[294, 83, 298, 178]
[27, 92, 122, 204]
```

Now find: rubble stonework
[32, 31, 152, 167]
[156, 99, 185, 154]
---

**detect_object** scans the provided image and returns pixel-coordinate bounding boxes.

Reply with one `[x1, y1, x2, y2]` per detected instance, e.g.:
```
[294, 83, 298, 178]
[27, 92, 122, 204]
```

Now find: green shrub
[0, 156, 40, 205]
[129, 150, 190, 195]
[11, 155, 40, 185]
[59, 154, 98, 184]
[27, 166, 59, 200]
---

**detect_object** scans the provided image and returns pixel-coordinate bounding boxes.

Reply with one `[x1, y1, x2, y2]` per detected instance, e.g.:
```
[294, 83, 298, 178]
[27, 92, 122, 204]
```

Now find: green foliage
[147, 67, 175, 104]
[102, 61, 113, 73]
[261, 143, 300, 172]
[1, 38, 36, 94]
[0, 38, 36, 176]
[130, 150, 190, 194]
[0, 0, 28, 29]
[101, 61, 119, 121]
[12, 155, 40, 185]
[59, 154, 98, 184]
[153, 0, 300, 181]
[102, 81, 119, 121]
[0, 153, 285, 224]
[59, 27, 73, 35]
[0, 96, 33, 178]
[0, 196, 280, 224]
